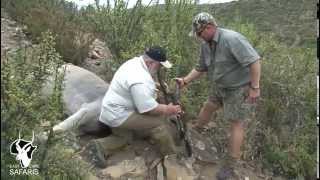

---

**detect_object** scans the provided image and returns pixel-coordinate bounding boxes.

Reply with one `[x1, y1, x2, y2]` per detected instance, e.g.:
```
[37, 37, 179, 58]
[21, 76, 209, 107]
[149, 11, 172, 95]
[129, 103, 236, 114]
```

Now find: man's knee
[230, 119, 245, 129]
[198, 100, 220, 121]
[151, 124, 175, 136]
[202, 100, 220, 112]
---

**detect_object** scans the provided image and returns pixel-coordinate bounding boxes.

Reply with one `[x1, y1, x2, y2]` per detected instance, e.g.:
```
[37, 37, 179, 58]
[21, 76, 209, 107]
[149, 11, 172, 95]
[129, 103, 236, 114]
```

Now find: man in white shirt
[97, 46, 182, 158]
[46, 46, 183, 168]
[100, 46, 180, 124]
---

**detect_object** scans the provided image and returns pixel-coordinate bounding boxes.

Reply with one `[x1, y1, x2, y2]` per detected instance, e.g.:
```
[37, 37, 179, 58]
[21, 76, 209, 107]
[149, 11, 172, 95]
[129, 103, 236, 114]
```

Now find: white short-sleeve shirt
[99, 56, 159, 127]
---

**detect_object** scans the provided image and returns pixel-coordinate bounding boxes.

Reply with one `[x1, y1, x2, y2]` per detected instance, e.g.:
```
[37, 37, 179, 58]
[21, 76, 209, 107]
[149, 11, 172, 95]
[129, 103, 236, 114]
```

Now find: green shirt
[195, 27, 260, 88]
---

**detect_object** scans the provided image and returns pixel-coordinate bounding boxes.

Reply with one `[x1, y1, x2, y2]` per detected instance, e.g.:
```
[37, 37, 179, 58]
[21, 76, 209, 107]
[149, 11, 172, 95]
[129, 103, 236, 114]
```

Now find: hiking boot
[86, 140, 108, 168]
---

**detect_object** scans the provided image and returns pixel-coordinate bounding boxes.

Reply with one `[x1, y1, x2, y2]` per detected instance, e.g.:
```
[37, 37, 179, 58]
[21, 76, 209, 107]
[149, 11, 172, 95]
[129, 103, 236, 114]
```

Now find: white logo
[10, 132, 37, 168]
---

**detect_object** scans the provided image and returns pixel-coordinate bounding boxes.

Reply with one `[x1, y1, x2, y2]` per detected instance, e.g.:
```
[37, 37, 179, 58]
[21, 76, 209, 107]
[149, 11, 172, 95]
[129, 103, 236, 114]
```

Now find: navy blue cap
[145, 46, 172, 68]
[145, 46, 167, 62]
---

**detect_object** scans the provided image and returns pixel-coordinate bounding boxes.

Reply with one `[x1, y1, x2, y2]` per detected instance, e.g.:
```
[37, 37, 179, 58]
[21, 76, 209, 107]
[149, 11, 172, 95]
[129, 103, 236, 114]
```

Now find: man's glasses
[196, 26, 207, 36]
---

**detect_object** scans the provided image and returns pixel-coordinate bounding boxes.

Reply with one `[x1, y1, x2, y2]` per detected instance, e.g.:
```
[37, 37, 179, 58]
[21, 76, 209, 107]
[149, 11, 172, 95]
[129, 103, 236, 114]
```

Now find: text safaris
[9, 168, 39, 176]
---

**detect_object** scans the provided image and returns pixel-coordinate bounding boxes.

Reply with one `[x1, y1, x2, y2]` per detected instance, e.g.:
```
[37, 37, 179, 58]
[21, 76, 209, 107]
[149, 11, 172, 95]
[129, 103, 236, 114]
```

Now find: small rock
[88, 39, 111, 60]
[187, 128, 218, 163]
[211, 146, 218, 153]
[102, 156, 147, 178]
[195, 140, 205, 150]
[163, 154, 198, 180]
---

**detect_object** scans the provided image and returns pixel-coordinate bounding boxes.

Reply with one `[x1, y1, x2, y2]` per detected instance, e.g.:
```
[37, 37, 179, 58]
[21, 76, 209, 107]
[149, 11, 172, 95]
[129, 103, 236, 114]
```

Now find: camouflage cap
[189, 12, 217, 37]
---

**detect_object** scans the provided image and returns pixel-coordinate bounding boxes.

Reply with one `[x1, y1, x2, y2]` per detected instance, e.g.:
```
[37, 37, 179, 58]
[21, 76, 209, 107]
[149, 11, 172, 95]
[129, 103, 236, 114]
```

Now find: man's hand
[166, 103, 183, 116]
[246, 88, 260, 104]
[147, 103, 183, 116]
[174, 77, 188, 89]
[174, 69, 205, 89]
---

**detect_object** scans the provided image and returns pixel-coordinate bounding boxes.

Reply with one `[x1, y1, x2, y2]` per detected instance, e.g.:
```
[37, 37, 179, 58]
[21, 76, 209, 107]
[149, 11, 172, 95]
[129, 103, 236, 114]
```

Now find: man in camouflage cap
[189, 12, 218, 37]
[176, 12, 261, 179]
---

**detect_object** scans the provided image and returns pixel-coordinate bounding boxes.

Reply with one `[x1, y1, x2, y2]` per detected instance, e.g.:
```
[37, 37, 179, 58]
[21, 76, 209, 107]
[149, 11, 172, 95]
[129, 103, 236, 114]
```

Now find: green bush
[2, 0, 94, 65]
[1, 31, 89, 179]
[225, 20, 317, 179]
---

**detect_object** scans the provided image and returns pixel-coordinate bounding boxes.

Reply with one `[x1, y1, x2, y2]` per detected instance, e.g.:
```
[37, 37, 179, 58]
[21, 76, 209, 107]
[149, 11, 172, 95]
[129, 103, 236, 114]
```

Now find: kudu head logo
[10, 132, 37, 168]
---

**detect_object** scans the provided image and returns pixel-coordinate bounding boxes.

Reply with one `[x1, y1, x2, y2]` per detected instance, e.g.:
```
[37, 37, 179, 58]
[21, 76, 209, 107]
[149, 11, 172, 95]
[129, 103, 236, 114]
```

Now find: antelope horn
[31, 131, 34, 143]
[16, 142, 22, 152]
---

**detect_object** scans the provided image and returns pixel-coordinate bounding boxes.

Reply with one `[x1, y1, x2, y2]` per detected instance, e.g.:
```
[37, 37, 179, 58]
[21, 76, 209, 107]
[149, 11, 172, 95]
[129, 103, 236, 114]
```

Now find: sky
[66, 0, 238, 9]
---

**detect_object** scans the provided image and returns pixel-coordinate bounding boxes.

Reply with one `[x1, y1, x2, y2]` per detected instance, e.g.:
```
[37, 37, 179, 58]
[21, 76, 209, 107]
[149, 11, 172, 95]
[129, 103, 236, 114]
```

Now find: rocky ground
[1, 10, 285, 180]
[61, 126, 280, 180]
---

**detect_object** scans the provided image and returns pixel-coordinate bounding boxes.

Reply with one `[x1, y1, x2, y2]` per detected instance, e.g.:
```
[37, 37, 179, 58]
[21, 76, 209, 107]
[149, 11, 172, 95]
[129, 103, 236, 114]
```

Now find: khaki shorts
[208, 85, 256, 121]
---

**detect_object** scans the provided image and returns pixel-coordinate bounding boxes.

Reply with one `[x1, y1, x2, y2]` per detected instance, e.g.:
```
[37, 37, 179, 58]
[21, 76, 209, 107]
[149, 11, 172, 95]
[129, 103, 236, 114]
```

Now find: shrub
[2, 0, 94, 65]
[226, 20, 317, 179]
[1, 31, 89, 179]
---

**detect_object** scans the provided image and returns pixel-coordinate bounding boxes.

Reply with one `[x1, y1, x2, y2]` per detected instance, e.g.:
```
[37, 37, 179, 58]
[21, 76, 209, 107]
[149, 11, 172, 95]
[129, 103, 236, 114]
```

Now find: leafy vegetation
[1, 0, 317, 179]
[1, 32, 90, 179]
[1, 0, 94, 65]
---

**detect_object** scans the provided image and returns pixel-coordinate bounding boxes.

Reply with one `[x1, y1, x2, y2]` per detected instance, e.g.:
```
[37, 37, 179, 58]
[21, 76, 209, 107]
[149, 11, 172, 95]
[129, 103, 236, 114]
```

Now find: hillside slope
[199, 0, 317, 48]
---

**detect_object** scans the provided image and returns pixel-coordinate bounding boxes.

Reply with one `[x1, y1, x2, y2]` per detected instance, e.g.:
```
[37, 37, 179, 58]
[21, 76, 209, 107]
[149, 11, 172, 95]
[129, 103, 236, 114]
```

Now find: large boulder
[82, 39, 113, 82]
[43, 64, 109, 132]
